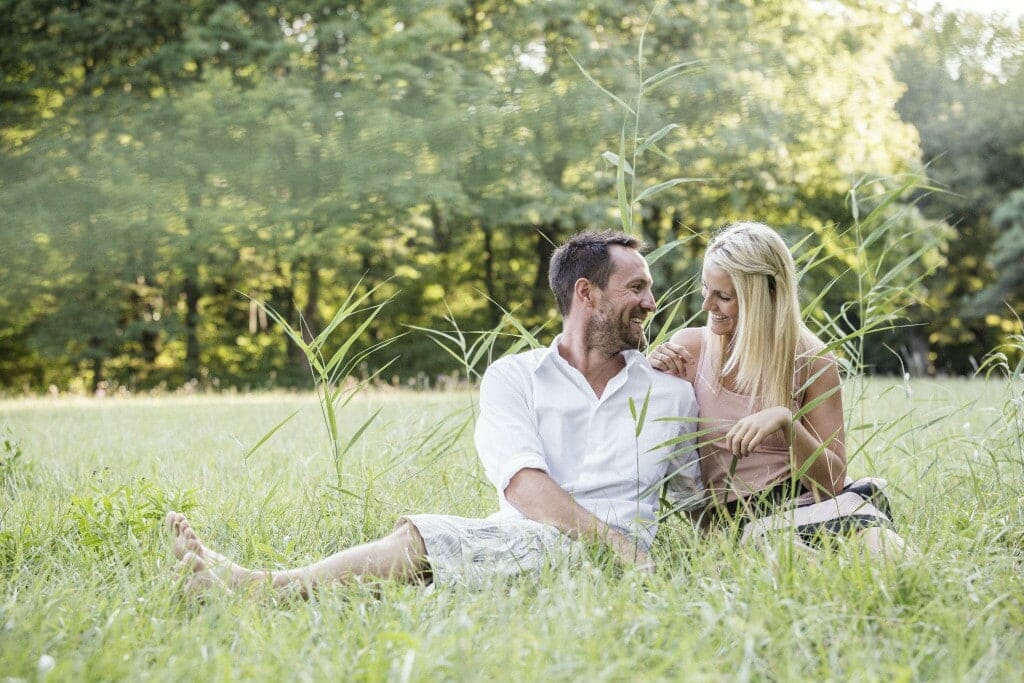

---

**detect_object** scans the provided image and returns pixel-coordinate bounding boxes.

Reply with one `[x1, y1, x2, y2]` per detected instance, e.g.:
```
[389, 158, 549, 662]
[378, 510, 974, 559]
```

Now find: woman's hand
[649, 341, 695, 378]
[724, 406, 793, 457]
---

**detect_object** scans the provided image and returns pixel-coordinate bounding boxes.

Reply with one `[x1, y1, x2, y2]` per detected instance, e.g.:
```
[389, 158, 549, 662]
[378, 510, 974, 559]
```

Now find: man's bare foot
[175, 550, 235, 596]
[165, 511, 256, 593]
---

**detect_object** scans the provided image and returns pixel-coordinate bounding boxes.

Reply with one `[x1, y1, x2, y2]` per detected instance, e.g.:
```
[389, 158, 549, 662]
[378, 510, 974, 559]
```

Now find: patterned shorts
[400, 514, 580, 588]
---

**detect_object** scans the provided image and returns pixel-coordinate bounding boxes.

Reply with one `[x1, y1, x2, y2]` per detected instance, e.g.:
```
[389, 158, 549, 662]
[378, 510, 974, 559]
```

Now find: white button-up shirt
[474, 337, 701, 550]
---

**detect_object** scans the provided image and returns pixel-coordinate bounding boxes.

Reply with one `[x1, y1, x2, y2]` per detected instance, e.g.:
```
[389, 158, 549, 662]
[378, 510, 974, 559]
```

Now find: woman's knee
[856, 527, 917, 562]
[392, 519, 428, 560]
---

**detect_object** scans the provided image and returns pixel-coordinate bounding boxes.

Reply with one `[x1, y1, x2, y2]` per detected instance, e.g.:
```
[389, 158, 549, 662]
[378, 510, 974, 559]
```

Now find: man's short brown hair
[548, 231, 646, 316]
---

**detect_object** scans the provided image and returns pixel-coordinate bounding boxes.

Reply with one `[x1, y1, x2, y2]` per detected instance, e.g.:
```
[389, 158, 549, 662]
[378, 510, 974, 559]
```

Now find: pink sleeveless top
[694, 331, 812, 504]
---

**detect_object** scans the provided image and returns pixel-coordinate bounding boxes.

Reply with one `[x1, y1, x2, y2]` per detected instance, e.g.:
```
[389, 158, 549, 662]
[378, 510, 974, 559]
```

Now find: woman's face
[701, 264, 739, 338]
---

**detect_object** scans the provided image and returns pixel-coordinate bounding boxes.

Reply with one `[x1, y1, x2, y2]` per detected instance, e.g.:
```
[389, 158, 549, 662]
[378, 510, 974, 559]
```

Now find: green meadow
[1, 376, 1022, 681]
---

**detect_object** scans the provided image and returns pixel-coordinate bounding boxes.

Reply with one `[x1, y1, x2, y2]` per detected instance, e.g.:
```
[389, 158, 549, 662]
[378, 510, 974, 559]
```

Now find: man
[166, 231, 700, 594]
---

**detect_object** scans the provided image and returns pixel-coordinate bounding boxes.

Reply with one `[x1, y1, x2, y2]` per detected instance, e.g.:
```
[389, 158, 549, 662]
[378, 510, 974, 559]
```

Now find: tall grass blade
[568, 51, 636, 116]
[242, 410, 299, 461]
[642, 60, 705, 92]
[633, 177, 708, 204]
[636, 123, 679, 154]
[602, 151, 635, 176]
[323, 301, 390, 377]
[339, 407, 383, 460]
[617, 122, 631, 232]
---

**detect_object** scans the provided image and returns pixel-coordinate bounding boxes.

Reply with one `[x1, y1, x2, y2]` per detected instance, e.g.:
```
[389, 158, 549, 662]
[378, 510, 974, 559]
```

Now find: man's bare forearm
[504, 468, 648, 567]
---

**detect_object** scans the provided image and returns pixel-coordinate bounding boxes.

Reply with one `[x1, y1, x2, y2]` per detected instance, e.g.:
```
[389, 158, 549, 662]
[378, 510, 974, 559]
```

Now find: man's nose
[642, 290, 657, 312]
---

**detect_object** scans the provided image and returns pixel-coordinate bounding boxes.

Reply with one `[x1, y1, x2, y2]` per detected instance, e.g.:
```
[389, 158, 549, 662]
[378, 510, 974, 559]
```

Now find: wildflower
[38, 654, 56, 674]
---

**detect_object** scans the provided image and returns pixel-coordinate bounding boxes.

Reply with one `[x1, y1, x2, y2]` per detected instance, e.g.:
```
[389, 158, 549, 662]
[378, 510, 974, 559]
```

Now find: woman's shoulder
[659, 326, 707, 385]
[795, 330, 832, 363]
[794, 332, 841, 391]
[668, 326, 705, 357]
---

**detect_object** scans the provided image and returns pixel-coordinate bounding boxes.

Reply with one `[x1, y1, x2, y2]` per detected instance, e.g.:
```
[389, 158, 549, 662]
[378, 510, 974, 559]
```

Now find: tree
[0, 1, 284, 389]
[1, 0, 997, 389]
[894, 7, 1024, 371]
[976, 188, 1024, 314]
[587, 1, 937, 362]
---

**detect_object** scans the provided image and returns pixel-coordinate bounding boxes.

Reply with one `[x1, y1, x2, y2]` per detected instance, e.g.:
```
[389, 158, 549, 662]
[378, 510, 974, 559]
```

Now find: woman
[650, 222, 910, 558]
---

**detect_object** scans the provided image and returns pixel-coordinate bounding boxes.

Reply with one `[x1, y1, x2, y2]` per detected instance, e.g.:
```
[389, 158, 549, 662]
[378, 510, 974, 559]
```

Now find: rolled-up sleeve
[665, 449, 703, 509]
[665, 388, 706, 510]
[474, 358, 549, 499]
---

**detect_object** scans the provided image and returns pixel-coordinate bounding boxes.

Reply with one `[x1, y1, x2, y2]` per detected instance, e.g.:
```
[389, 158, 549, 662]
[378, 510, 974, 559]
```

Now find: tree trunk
[530, 223, 558, 313]
[272, 272, 308, 379]
[431, 200, 451, 253]
[481, 223, 500, 327]
[89, 344, 105, 394]
[183, 271, 201, 382]
[902, 327, 933, 377]
[301, 253, 322, 345]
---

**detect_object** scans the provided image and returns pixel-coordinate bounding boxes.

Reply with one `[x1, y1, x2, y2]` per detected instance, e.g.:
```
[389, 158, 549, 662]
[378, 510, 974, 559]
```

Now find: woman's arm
[722, 352, 846, 498]
[790, 352, 847, 498]
[649, 327, 704, 384]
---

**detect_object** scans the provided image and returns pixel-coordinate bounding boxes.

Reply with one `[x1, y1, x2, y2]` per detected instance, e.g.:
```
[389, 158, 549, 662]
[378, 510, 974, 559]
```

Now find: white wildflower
[38, 654, 55, 675]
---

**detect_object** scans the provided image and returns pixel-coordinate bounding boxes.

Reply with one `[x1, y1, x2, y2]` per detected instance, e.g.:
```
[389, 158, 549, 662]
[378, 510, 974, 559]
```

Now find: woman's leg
[165, 511, 429, 598]
[854, 526, 918, 563]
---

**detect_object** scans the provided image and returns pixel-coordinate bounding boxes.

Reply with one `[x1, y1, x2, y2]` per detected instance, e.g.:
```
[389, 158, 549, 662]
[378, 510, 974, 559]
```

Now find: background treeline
[1, 0, 1022, 393]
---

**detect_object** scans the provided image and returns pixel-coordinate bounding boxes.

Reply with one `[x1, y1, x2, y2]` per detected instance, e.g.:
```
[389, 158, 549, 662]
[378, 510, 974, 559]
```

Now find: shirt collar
[537, 335, 652, 376]
[532, 335, 563, 373]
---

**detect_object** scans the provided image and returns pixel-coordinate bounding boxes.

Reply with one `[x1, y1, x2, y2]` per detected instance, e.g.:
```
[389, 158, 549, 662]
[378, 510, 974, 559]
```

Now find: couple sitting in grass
[167, 223, 910, 597]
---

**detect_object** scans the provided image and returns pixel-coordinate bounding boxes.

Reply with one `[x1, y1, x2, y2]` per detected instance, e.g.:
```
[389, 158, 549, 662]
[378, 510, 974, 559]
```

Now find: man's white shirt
[474, 336, 701, 550]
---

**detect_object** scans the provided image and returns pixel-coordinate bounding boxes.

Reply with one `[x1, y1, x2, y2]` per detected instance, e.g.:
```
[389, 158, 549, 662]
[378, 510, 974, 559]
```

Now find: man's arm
[659, 373, 706, 521]
[504, 468, 653, 571]
[475, 358, 652, 571]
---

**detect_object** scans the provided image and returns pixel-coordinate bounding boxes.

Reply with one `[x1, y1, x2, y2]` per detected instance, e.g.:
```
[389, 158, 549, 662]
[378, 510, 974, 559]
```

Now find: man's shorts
[400, 513, 580, 588]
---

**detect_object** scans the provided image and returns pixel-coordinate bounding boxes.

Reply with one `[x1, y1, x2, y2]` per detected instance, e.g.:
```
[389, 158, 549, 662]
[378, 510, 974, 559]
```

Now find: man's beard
[587, 308, 647, 354]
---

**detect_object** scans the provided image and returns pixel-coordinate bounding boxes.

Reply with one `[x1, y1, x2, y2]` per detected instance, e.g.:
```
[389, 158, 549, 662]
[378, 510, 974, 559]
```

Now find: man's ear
[574, 278, 595, 308]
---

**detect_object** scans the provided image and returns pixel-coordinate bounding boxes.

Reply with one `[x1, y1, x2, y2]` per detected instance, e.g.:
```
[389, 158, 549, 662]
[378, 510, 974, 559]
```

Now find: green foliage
[67, 475, 197, 560]
[976, 326, 1024, 475]
[571, 8, 709, 236]
[802, 176, 948, 375]
[974, 189, 1024, 314]
[409, 303, 548, 383]
[257, 284, 398, 489]
[0, 425, 25, 487]
[894, 7, 1024, 371]
[1, 1, 1022, 389]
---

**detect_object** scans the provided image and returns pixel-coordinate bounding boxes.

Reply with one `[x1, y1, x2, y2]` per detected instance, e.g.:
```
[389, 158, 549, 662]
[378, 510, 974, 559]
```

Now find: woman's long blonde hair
[704, 221, 818, 408]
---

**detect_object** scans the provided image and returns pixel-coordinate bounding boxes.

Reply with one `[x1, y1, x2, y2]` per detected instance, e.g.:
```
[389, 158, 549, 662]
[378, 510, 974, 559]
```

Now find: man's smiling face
[588, 245, 657, 353]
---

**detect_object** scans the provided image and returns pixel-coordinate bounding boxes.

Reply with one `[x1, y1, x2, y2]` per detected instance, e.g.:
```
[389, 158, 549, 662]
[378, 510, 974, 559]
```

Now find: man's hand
[505, 468, 653, 571]
[607, 530, 655, 573]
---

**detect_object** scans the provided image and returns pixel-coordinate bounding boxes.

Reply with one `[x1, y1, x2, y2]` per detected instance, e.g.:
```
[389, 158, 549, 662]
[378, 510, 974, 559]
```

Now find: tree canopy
[1, 0, 1021, 392]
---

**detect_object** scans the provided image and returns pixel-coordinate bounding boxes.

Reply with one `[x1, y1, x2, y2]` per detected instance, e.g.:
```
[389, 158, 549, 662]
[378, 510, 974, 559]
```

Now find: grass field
[1, 376, 1022, 681]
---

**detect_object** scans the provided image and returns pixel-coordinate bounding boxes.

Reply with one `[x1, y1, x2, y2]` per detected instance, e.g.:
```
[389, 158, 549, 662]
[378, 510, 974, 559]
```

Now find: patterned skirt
[708, 477, 896, 547]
